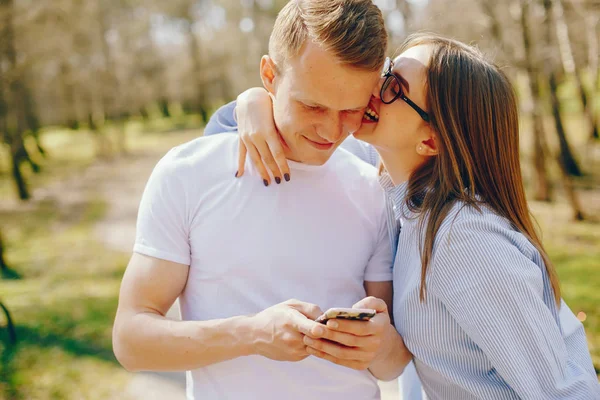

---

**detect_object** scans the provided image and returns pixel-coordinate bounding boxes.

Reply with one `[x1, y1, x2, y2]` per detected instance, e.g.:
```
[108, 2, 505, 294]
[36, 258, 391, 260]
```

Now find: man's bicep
[117, 253, 189, 317]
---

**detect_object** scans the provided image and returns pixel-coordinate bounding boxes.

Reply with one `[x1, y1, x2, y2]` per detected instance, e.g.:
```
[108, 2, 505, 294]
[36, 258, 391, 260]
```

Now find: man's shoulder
[150, 133, 237, 188]
[159, 133, 237, 171]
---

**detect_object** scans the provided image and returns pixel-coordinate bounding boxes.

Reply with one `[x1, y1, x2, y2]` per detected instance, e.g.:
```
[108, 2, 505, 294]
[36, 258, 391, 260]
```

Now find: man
[112, 1, 408, 399]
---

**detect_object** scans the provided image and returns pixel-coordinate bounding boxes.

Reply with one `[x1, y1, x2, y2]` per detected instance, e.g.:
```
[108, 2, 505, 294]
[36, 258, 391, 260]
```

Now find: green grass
[0, 196, 132, 399]
[0, 120, 204, 399]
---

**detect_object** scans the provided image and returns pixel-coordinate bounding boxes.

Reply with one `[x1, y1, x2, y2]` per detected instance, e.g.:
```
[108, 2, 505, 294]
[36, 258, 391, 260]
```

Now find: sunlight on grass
[0, 193, 132, 399]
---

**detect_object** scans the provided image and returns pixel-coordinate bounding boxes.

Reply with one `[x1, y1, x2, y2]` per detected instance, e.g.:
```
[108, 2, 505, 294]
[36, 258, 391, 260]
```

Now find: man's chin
[291, 148, 337, 166]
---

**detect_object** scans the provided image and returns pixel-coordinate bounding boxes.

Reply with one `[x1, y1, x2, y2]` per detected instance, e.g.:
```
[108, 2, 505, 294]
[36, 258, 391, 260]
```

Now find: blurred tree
[1, 0, 34, 200]
[543, 0, 583, 177]
[0, 229, 8, 273]
[542, 0, 585, 219]
[519, 0, 553, 201]
[0, 300, 17, 345]
[551, 0, 598, 141]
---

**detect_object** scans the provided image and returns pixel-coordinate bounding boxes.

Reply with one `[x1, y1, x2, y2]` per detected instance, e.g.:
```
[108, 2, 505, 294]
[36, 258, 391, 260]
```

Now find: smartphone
[315, 307, 377, 324]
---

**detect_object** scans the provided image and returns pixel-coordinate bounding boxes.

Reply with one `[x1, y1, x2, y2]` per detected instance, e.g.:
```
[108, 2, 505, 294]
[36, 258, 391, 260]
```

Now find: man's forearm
[368, 323, 412, 381]
[113, 311, 256, 372]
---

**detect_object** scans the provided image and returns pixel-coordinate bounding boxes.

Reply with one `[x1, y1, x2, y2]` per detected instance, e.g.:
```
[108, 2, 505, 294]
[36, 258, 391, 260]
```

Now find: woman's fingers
[266, 137, 290, 182]
[254, 139, 283, 184]
[238, 131, 291, 185]
[245, 142, 272, 186]
[236, 138, 248, 178]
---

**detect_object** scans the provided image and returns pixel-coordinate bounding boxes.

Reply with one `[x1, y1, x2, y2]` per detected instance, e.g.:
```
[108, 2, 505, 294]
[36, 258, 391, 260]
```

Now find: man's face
[263, 42, 381, 165]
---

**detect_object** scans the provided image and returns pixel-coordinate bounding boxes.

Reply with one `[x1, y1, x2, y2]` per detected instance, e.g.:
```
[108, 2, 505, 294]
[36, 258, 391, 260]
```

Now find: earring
[418, 145, 424, 152]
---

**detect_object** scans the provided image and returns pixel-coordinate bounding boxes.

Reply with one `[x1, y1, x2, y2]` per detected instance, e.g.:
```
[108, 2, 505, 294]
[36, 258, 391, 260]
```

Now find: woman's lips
[363, 100, 380, 123]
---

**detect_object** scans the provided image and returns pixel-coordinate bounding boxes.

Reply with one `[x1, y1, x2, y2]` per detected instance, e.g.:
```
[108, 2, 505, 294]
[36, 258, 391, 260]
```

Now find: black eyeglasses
[380, 57, 430, 122]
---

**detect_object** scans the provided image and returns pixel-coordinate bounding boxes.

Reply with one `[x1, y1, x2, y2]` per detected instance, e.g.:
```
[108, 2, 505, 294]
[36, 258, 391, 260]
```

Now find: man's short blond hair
[269, 0, 388, 72]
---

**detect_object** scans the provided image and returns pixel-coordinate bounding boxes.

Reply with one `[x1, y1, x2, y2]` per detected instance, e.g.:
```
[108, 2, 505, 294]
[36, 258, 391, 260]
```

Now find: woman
[206, 33, 600, 398]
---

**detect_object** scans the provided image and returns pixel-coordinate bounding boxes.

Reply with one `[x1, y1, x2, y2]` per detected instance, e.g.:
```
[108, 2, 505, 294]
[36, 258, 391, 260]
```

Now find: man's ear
[260, 55, 278, 96]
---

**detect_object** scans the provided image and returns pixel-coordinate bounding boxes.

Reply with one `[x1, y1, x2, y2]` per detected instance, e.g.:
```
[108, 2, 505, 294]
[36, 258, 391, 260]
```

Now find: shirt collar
[378, 173, 410, 222]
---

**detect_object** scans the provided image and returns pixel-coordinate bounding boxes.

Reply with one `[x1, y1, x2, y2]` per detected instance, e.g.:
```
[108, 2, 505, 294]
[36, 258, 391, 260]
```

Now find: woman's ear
[260, 56, 278, 96]
[416, 135, 438, 157]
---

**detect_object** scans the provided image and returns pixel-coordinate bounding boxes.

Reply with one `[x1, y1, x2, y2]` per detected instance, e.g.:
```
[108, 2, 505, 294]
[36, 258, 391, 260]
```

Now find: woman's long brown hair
[401, 33, 561, 304]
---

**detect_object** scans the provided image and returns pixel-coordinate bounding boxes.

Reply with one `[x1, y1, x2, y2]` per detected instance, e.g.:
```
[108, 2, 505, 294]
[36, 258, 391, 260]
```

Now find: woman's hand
[302, 297, 405, 373]
[235, 88, 290, 186]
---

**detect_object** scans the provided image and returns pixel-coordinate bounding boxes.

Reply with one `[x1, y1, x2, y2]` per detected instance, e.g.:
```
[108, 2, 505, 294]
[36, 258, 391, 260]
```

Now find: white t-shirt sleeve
[133, 149, 191, 265]
[364, 201, 394, 282]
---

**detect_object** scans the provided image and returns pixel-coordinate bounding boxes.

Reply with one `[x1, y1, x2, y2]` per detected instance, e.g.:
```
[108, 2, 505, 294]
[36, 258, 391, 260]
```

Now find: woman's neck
[376, 148, 421, 186]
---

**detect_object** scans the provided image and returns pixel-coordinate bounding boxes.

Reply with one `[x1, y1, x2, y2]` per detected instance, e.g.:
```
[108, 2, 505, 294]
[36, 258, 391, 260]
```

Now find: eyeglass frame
[380, 57, 430, 123]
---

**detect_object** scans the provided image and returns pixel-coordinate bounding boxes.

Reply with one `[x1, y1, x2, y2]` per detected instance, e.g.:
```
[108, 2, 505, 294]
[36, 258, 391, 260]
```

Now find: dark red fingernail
[284, 173, 290, 182]
[235, 171, 239, 178]
[263, 179, 269, 187]
[275, 177, 281, 184]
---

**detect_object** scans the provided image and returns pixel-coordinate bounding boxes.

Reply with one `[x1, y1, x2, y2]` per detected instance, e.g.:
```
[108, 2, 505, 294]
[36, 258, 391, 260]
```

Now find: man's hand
[250, 299, 323, 362]
[303, 297, 392, 370]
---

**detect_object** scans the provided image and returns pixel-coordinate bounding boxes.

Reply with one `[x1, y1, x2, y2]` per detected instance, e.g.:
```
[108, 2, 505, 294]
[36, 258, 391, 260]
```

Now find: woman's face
[355, 45, 433, 157]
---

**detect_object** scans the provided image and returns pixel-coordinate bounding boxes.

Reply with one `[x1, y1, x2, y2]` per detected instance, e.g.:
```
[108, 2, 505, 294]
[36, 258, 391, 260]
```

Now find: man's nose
[318, 113, 344, 143]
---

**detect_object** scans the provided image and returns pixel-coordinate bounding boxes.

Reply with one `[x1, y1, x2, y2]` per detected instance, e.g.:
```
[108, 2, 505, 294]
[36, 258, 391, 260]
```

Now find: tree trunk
[60, 61, 80, 130]
[0, 301, 17, 345]
[10, 144, 30, 200]
[159, 98, 171, 118]
[520, 0, 552, 201]
[556, 150, 585, 220]
[0, 229, 8, 272]
[543, 0, 583, 177]
[547, 74, 583, 176]
[185, 10, 208, 123]
[585, 14, 599, 139]
[551, 0, 598, 141]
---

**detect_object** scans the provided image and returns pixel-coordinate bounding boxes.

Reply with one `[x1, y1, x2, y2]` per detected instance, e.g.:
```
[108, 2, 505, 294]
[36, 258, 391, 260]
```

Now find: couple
[112, 0, 600, 399]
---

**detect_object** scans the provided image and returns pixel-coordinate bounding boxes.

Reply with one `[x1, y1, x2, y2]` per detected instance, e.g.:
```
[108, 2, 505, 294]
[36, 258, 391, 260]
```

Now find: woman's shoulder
[434, 200, 541, 266]
[429, 201, 548, 300]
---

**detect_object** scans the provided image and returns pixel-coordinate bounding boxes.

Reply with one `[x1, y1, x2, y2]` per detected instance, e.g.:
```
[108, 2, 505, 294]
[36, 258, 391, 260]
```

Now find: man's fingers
[324, 319, 379, 337]
[245, 143, 271, 185]
[306, 347, 369, 370]
[309, 325, 380, 349]
[266, 138, 290, 182]
[254, 139, 282, 183]
[236, 139, 248, 178]
[353, 296, 388, 314]
[304, 337, 371, 362]
[291, 313, 318, 336]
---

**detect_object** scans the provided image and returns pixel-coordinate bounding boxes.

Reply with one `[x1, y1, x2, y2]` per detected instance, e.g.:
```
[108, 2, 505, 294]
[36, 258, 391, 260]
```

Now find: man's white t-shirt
[134, 134, 393, 400]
